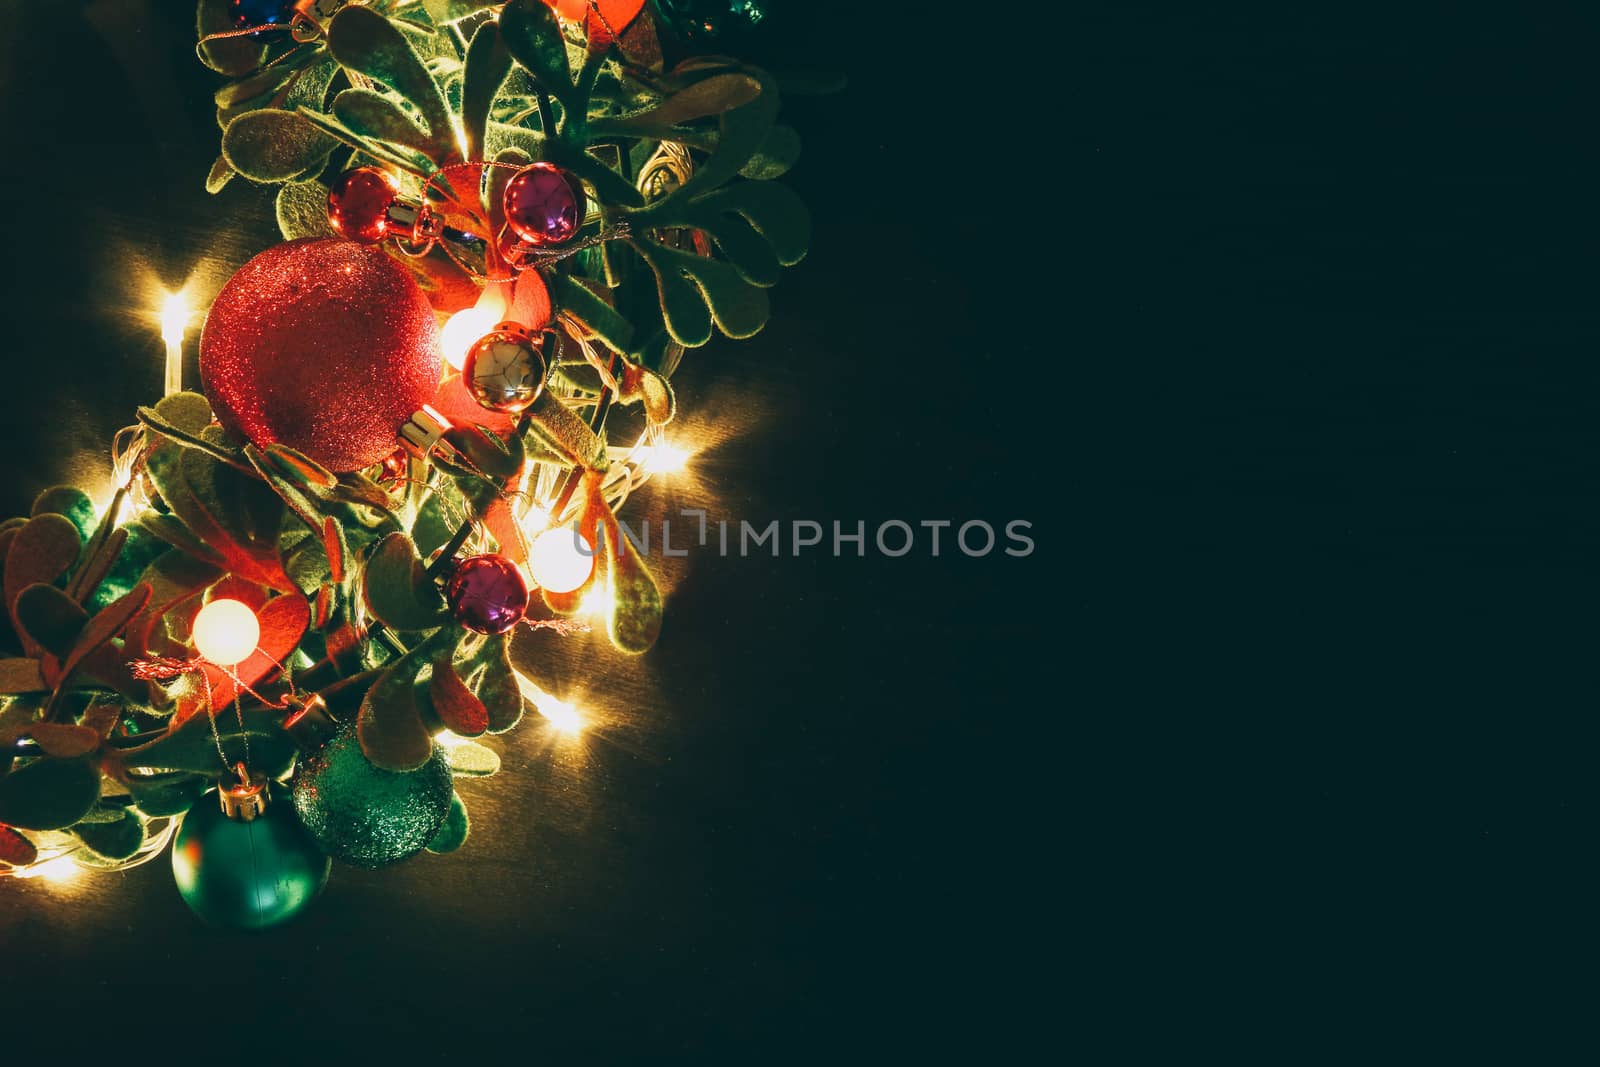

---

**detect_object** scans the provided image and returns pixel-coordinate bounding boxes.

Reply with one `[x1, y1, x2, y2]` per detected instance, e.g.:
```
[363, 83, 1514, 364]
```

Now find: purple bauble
[502, 163, 585, 246]
[444, 554, 530, 635]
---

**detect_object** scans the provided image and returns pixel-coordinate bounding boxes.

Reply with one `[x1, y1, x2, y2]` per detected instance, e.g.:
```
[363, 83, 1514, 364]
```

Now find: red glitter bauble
[199, 239, 442, 472]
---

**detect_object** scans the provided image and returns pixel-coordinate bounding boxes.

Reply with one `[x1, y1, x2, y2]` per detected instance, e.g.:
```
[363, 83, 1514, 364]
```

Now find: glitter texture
[292, 727, 453, 868]
[198, 238, 441, 472]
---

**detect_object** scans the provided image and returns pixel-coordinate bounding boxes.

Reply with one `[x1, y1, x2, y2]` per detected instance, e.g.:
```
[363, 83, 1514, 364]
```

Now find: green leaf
[327, 5, 456, 160]
[26, 723, 101, 759]
[362, 532, 447, 631]
[196, 0, 267, 77]
[332, 87, 449, 162]
[222, 109, 339, 183]
[71, 808, 145, 861]
[424, 791, 469, 853]
[69, 527, 128, 607]
[116, 704, 294, 776]
[276, 179, 336, 240]
[500, 0, 574, 106]
[524, 390, 609, 469]
[607, 72, 762, 131]
[357, 646, 435, 771]
[5, 514, 82, 631]
[0, 758, 100, 831]
[670, 66, 781, 198]
[739, 123, 802, 180]
[633, 239, 770, 343]
[31, 488, 96, 544]
[460, 633, 522, 733]
[441, 740, 499, 777]
[690, 181, 811, 266]
[14, 584, 88, 661]
[553, 274, 637, 354]
[462, 19, 512, 163]
[606, 529, 663, 653]
[206, 154, 235, 194]
[298, 108, 441, 177]
[214, 63, 298, 109]
[125, 771, 208, 817]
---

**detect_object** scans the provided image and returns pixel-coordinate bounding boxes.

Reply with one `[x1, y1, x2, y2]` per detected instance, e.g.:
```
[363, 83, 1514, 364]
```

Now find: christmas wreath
[0, 0, 822, 927]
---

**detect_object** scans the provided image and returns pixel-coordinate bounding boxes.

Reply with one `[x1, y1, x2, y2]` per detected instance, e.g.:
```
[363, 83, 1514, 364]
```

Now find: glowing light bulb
[160, 292, 191, 396]
[527, 527, 595, 593]
[192, 599, 260, 666]
[159, 293, 190, 346]
[521, 503, 552, 536]
[638, 442, 692, 474]
[440, 305, 502, 371]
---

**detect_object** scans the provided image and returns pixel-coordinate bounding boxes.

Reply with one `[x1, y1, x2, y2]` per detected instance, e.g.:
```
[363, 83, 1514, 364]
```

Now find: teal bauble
[171, 785, 330, 929]
[292, 726, 453, 868]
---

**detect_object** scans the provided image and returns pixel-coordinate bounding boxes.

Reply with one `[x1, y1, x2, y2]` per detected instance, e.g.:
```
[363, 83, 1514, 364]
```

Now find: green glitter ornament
[292, 726, 453, 868]
[171, 776, 330, 929]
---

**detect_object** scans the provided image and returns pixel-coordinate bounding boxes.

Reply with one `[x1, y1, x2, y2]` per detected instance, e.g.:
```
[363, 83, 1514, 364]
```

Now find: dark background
[0, 1, 1590, 1058]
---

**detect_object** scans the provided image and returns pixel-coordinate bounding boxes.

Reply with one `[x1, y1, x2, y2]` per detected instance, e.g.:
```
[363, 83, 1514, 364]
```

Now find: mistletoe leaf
[14, 584, 89, 662]
[27, 723, 101, 760]
[690, 181, 811, 266]
[125, 771, 208, 817]
[357, 651, 434, 771]
[206, 154, 235, 193]
[71, 808, 145, 861]
[363, 532, 448, 631]
[462, 19, 512, 162]
[276, 179, 336, 240]
[297, 108, 441, 177]
[441, 741, 499, 777]
[427, 647, 488, 737]
[5, 514, 81, 637]
[196, 0, 268, 77]
[739, 123, 802, 180]
[332, 87, 448, 162]
[116, 703, 294, 776]
[327, 4, 456, 160]
[425, 791, 469, 853]
[58, 584, 150, 688]
[70, 527, 129, 607]
[606, 529, 663, 654]
[461, 633, 523, 733]
[222, 109, 339, 183]
[500, 0, 574, 106]
[31, 487, 96, 544]
[524, 390, 609, 469]
[609, 72, 762, 131]
[0, 758, 100, 831]
[0, 824, 37, 866]
[699, 210, 781, 286]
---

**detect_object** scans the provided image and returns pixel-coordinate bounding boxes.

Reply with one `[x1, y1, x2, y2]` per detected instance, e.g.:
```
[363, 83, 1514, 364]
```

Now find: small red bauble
[503, 163, 586, 247]
[328, 167, 400, 244]
[199, 238, 442, 472]
[445, 554, 529, 635]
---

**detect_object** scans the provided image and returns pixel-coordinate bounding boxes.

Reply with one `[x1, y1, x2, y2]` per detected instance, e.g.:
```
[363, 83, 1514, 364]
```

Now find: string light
[636, 441, 692, 475]
[527, 527, 595, 593]
[159, 291, 191, 396]
[578, 584, 613, 619]
[14, 856, 80, 883]
[192, 599, 260, 666]
[440, 287, 507, 371]
[514, 672, 584, 735]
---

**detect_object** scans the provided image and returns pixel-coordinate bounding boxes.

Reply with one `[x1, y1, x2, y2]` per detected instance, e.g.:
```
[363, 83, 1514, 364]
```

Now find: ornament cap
[218, 764, 270, 821]
[399, 404, 452, 459]
[283, 693, 338, 751]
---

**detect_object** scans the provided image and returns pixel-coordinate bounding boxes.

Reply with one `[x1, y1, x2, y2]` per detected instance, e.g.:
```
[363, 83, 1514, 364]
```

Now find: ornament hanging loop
[218, 764, 270, 822]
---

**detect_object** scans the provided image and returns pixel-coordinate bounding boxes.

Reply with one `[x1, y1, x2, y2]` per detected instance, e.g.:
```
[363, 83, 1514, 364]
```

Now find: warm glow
[578, 584, 613, 618]
[636, 441, 692, 475]
[159, 292, 191, 346]
[527, 527, 595, 593]
[16, 856, 80, 883]
[520, 502, 552, 536]
[192, 598, 261, 666]
[515, 672, 584, 735]
[440, 304, 503, 371]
